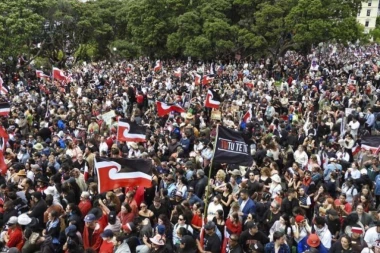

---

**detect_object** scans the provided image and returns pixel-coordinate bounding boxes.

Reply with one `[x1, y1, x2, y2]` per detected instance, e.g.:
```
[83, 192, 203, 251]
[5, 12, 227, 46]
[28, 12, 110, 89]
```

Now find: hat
[33, 143, 44, 151]
[150, 234, 165, 246]
[45, 138, 51, 143]
[246, 221, 258, 229]
[129, 142, 138, 150]
[185, 161, 194, 169]
[184, 113, 194, 120]
[157, 225, 165, 235]
[295, 215, 305, 223]
[7, 216, 18, 225]
[271, 174, 281, 183]
[57, 131, 65, 138]
[84, 214, 97, 222]
[17, 213, 32, 225]
[108, 211, 116, 225]
[17, 170, 26, 177]
[351, 226, 364, 234]
[360, 169, 367, 175]
[230, 169, 242, 177]
[307, 234, 320, 248]
[101, 229, 114, 238]
[65, 225, 77, 236]
[175, 191, 183, 198]
[204, 221, 216, 230]
[180, 235, 195, 245]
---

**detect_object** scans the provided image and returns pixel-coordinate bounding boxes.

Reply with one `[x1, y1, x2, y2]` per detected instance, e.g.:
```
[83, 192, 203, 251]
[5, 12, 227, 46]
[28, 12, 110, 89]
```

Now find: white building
[357, 0, 380, 33]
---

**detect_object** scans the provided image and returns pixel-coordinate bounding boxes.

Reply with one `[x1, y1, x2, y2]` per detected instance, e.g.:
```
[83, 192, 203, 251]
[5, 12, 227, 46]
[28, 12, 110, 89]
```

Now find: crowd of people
[0, 43, 380, 253]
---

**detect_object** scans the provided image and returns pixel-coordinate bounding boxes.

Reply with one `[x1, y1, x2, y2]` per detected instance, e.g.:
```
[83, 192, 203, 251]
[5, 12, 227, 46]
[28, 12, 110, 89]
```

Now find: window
[365, 21, 369, 27]
[367, 9, 371, 16]
[368, 0, 372, 6]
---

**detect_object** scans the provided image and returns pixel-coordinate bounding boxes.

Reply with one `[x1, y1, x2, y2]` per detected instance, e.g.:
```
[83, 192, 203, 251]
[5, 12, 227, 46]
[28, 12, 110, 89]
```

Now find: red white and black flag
[0, 102, 10, 116]
[117, 119, 146, 143]
[95, 157, 152, 193]
[0, 126, 8, 175]
[205, 89, 220, 109]
[213, 125, 253, 166]
[156, 101, 185, 117]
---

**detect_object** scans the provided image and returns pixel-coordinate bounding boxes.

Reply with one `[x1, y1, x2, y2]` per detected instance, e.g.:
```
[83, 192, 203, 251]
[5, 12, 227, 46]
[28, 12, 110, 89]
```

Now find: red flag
[53, 67, 68, 82]
[0, 77, 7, 95]
[204, 89, 220, 109]
[117, 119, 146, 142]
[0, 126, 8, 175]
[202, 75, 214, 85]
[174, 68, 181, 77]
[154, 60, 162, 72]
[194, 73, 201, 85]
[95, 157, 152, 193]
[36, 70, 50, 79]
[242, 109, 252, 122]
[156, 101, 185, 117]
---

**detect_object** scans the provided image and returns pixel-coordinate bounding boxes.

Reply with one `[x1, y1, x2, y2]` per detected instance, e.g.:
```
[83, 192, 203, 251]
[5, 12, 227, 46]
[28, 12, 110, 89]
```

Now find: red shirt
[99, 240, 114, 253]
[191, 214, 203, 229]
[225, 218, 242, 236]
[7, 227, 23, 250]
[83, 223, 103, 252]
[118, 212, 135, 226]
[79, 200, 92, 219]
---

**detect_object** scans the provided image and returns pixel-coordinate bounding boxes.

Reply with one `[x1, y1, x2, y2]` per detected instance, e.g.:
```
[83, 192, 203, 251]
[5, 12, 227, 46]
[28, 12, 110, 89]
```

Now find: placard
[101, 110, 116, 125]
[211, 110, 222, 121]
[231, 105, 239, 112]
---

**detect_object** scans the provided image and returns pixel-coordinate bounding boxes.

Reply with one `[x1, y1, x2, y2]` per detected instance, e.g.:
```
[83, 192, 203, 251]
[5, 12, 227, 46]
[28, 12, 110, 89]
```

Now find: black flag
[213, 126, 253, 166]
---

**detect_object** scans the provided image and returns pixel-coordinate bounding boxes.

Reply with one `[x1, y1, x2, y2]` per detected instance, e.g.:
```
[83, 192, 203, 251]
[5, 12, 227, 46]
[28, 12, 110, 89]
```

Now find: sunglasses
[178, 218, 184, 221]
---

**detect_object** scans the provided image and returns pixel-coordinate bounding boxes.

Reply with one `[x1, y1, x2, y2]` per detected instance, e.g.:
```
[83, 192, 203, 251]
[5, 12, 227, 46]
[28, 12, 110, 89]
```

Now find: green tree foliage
[0, 0, 367, 67]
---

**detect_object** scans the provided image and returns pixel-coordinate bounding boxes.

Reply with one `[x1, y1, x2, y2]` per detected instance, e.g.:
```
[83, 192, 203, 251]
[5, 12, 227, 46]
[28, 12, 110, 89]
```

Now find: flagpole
[203, 124, 219, 218]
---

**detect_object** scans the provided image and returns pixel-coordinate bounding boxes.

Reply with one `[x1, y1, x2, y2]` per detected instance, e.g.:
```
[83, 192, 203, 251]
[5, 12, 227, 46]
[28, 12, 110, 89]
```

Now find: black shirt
[204, 232, 221, 253]
[239, 230, 269, 253]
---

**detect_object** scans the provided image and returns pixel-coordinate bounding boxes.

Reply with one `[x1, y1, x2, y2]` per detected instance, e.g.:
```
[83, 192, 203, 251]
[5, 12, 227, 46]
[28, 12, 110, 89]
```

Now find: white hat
[7, 216, 18, 225]
[18, 213, 32, 225]
[150, 234, 165, 246]
[44, 186, 56, 196]
[360, 169, 367, 175]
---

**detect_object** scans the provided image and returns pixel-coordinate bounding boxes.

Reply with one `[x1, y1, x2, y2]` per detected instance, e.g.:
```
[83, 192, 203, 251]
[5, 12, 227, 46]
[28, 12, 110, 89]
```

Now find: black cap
[246, 221, 258, 229]
[108, 211, 116, 225]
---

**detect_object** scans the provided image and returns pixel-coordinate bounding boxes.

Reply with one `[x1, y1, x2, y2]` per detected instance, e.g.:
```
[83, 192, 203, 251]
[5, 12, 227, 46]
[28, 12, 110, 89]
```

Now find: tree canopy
[0, 0, 366, 68]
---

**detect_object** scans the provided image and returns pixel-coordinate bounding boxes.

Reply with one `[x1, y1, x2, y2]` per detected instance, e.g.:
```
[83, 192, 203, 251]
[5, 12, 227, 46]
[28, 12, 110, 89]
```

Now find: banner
[213, 126, 253, 166]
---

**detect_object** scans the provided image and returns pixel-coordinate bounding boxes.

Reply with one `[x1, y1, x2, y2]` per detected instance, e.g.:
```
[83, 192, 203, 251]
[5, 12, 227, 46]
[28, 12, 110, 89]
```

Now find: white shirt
[348, 120, 360, 137]
[99, 142, 108, 154]
[364, 226, 380, 249]
[207, 202, 223, 221]
[314, 224, 332, 249]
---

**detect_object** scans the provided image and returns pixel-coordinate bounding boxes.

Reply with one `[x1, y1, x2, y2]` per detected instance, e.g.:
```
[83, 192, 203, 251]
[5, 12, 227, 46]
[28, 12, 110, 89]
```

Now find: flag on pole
[202, 75, 214, 85]
[213, 125, 253, 166]
[52, 67, 68, 82]
[154, 60, 162, 72]
[95, 157, 152, 193]
[221, 226, 230, 253]
[205, 89, 220, 109]
[174, 68, 182, 77]
[0, 126, 8, 175]
[0, 77, 7, 95]
[117, 119, 146, 142]
[242, 108, 253, 122]
[156, 101, 185, 116]
[36, 70, 49, 79]
[0, 102, 10, 116]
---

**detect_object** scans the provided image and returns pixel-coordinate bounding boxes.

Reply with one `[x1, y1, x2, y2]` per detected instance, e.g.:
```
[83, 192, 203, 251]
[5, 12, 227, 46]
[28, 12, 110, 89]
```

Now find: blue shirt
[264, 242, 290, 253]
[375, 174, 380, 195]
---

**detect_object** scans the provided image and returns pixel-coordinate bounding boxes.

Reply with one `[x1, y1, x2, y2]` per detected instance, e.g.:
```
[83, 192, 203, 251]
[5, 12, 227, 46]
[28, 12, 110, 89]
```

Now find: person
[196, 221, 221, 253]
[114, 235, 131, 253]
[82, 213, 103, 251]
[3, 216, 23, 251]
[264, 231, 290, 253]
[237, 189, 256, 222]
[298, 233, 328, 253]
[28, 191, 48, 228]
[239, 221, 269, 253]
[329, 234, 354, 253]
[280, 189, 299, 217]
[313, 216, 332, 249]
[178, 235, 197, 253]
[99, 229, 114, 253]
[364, 220, 380, 251]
